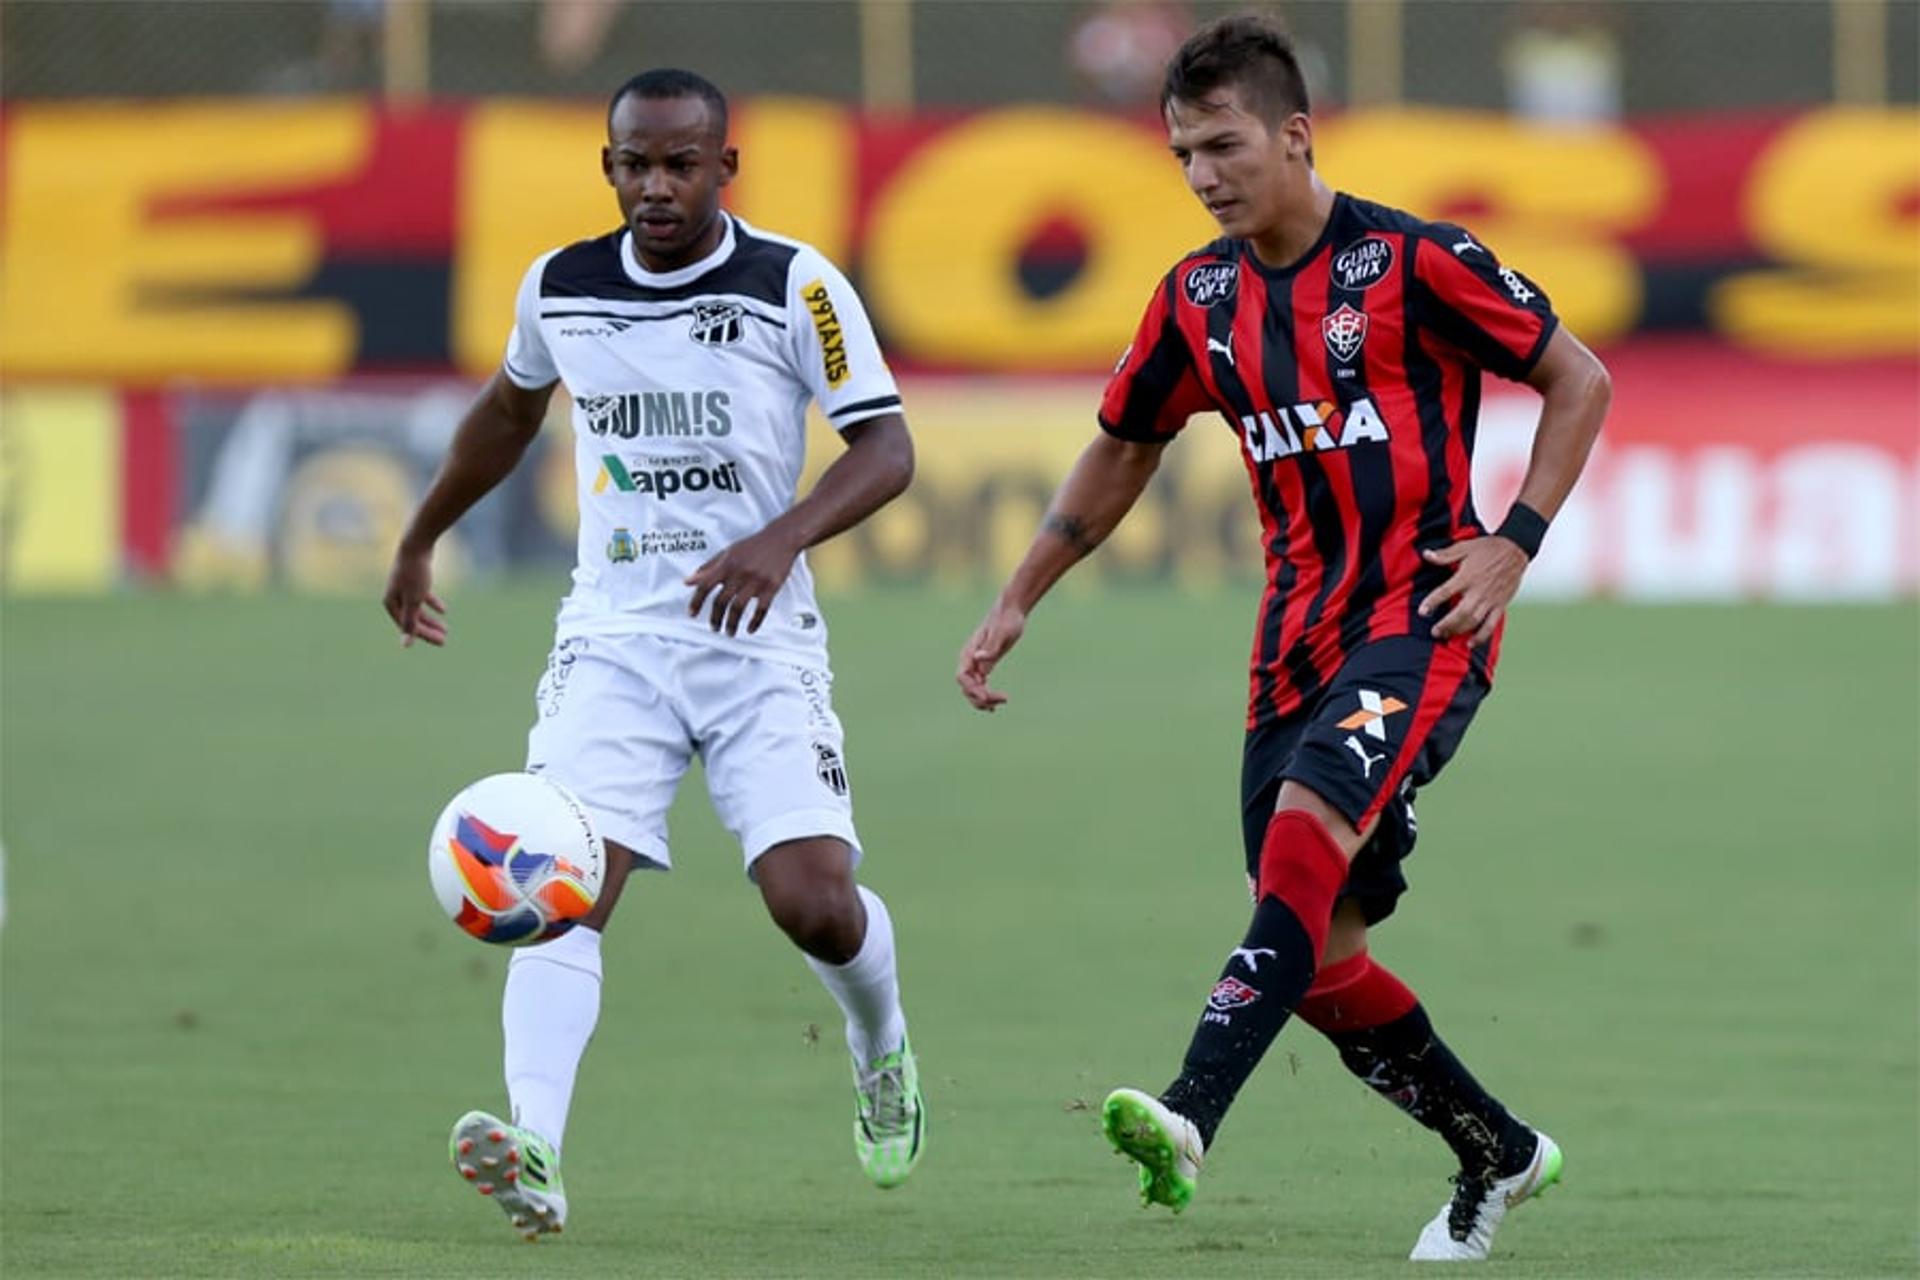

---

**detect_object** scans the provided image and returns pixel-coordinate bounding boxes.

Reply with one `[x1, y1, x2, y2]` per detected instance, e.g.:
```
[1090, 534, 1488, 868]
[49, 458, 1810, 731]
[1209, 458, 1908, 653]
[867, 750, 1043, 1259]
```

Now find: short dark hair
[1161, 15, 1310, 126]
[607, 68, 729, 139]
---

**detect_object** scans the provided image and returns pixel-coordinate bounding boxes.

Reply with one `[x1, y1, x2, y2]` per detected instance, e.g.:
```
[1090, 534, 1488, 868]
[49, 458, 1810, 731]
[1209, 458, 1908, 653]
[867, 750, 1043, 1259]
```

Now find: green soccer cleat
[449, 1110, 568, 1241]
[1102, 1087, 1205, 1212]
[853, 1036, 924, 1189]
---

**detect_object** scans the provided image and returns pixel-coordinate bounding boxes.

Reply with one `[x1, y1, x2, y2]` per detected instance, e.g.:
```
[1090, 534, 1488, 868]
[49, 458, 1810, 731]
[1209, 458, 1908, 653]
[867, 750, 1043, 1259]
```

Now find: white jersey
[502, 215, 902, 662]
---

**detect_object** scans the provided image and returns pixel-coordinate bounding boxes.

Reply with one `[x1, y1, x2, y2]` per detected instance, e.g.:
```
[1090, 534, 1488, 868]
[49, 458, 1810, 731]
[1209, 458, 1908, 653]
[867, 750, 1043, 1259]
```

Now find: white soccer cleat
[1409, 1129, 1562, 1261]
[449, 1110, 569, 1241]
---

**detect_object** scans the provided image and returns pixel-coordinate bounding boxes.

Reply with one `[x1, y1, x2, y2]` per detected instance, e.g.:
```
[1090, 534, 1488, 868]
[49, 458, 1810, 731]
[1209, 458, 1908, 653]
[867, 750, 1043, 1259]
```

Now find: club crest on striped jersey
[1323, 304, 1368, 361]
[1332, 236, 1395, 291]
[1239, 396, 1391, 463]
[1182, 261, 1238, 308]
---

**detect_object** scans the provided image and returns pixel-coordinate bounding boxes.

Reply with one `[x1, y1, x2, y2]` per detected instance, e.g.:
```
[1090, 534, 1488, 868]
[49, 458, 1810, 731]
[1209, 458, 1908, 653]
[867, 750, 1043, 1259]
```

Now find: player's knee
[765, 884, 861, 961]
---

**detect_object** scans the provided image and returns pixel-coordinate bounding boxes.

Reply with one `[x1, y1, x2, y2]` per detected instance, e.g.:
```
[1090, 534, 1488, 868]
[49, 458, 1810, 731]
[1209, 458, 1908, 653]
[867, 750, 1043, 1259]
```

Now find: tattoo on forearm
[1044, 513, 1101, 558]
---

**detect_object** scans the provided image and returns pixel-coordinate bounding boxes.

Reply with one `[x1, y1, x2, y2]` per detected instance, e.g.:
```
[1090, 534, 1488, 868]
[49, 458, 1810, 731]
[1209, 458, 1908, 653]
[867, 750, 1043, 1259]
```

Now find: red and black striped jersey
[1100, 193, 1558, 728]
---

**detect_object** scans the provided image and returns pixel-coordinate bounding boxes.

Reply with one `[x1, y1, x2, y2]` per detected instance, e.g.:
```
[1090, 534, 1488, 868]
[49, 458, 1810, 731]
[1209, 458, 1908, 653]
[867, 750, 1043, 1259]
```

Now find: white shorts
[525, 631, 860, 875]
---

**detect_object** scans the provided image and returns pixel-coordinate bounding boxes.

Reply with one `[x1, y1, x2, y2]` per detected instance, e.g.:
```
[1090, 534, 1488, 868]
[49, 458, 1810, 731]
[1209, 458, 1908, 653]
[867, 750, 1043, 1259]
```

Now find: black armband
[1495, 502, 1550, 559]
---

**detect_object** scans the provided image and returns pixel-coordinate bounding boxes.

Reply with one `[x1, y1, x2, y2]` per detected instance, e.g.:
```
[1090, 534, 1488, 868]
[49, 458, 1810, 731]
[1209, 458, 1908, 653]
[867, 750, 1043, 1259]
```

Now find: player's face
[1165, 86, 1312, 238]
[603, 93, 738, 271]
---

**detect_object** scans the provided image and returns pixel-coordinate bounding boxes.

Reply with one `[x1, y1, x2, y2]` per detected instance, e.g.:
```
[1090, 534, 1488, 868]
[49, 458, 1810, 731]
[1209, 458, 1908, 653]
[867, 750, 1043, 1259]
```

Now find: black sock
[1158, 897, 1317, 1148]
[1326, 1005, 1534, 1177]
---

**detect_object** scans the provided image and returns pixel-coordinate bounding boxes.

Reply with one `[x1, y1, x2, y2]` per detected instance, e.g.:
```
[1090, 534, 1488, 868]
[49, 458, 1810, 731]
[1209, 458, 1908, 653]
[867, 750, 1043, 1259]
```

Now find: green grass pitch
[3, 585, 1914, 1277]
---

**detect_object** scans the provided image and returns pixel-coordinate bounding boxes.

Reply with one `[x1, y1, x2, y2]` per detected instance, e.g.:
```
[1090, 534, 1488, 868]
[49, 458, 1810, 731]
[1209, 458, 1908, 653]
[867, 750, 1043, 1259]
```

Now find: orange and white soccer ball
[427, 773, 605, 945]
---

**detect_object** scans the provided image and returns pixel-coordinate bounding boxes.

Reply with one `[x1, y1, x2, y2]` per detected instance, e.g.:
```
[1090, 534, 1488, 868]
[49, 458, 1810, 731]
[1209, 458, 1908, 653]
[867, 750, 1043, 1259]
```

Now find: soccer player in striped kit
[958, 15, 1610, 1262]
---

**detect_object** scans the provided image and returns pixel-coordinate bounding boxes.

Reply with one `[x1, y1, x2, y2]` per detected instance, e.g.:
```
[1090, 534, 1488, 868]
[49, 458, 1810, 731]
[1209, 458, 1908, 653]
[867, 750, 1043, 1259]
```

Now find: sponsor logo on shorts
[1207, 975, 1261, 1012]
[1322, 304, 1368, 362]
[1183, 261, 1238, 308]
[801, 279, 849, 388]
[1338, 689, 1407, 741]
[689, 300, 746, 347]
[576, 390, 732, 439]
[594, 455, 743, 499]
[813, 742, 849, 796]
[1333, 236, 1395, 291]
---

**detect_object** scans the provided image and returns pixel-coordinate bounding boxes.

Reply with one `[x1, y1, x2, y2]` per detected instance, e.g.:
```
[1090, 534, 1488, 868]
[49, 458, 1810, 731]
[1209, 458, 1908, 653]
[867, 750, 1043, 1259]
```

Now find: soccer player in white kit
[383, 68, 922, 1240]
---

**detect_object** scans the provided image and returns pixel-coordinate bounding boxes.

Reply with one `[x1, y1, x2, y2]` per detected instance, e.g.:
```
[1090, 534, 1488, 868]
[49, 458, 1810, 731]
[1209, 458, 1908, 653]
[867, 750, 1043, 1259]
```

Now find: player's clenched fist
[956, 600, 1027, 711]
[685, 528, 802, 637]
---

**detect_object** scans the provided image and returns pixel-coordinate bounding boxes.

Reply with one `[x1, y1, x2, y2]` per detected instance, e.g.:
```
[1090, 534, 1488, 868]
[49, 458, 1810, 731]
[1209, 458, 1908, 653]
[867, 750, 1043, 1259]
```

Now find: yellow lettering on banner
[864, 110, 1214, 368]
[0, 104, 363, 381]
[0, 388, 119, 592]
[1316, 111, 1661, 345]
[1713, 108, 1920, 357]
[730, 99, 853, 268]
[455, 103, 614, 377]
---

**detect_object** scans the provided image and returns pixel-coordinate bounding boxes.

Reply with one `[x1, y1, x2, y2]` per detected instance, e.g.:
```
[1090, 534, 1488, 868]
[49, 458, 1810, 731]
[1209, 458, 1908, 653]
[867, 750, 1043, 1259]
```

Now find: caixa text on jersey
[575, 390, 732, 438]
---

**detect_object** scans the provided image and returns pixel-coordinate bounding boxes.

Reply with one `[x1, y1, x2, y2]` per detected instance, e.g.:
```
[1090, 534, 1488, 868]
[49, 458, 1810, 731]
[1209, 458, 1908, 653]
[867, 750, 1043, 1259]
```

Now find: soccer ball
[427, 773, 605, 945]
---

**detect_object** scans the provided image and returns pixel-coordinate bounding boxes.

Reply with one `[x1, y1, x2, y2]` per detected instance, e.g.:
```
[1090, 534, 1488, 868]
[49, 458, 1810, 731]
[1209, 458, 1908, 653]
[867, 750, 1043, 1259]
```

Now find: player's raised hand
[686, 528, 802, 637]
[384, 545, 449, 648]
[1418, 536, 1529, 644]
[956, 600, 1027, 712]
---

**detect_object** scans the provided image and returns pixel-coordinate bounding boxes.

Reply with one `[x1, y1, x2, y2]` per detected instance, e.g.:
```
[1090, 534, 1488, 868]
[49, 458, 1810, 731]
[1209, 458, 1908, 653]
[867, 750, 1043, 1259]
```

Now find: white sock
[501, 925, 603, 1154]
[806, 884, 907, 1067]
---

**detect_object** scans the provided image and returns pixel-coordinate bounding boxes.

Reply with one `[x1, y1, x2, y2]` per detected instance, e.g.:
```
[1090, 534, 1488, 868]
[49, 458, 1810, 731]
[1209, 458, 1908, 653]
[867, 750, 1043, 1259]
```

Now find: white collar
[620, 214, 737, 288]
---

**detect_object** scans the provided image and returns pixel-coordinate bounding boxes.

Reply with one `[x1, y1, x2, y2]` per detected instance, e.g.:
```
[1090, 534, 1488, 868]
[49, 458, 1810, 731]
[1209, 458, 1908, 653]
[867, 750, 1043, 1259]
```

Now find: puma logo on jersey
[1207, 335, 1236, 367]
[1451, 234, 1481, 257]
[1344, 734, 1388, 778]
[801, 279, 849, 387]
[1239, 396, 1390, 463]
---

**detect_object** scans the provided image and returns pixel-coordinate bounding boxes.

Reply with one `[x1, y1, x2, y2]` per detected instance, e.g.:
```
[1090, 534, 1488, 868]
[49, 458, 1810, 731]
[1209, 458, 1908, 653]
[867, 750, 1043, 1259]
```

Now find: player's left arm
[686, 413, 913, 636]
[1420, 326, 1611, 641]
[686, 253, 913, 636]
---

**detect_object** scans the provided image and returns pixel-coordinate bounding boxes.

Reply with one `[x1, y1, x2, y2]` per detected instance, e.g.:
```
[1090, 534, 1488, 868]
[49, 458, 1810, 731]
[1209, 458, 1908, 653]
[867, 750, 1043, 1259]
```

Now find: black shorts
[1240, 635, 1489, 925]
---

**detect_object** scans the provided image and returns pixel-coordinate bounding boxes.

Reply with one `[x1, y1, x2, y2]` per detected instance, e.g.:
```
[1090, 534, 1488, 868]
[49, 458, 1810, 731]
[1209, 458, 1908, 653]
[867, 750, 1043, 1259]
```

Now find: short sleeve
[1411, 229, 1558, 382]
[788, 250, 903, 431]
[1099, 274, 1211, 442]
[502, 251, 561, 389]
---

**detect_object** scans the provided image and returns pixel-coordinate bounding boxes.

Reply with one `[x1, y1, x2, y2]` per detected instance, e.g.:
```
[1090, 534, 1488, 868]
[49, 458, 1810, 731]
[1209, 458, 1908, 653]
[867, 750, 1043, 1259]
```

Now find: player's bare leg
[1297, 899, 1560, 1260]
[758, 838, 923, 1188]
[453, 840, 641, 1239]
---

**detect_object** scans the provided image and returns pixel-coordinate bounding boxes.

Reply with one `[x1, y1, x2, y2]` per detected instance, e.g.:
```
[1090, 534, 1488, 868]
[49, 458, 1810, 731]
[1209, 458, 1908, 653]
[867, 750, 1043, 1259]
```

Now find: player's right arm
[384, 254, 562, 648]
[957, 271, 1208, 711]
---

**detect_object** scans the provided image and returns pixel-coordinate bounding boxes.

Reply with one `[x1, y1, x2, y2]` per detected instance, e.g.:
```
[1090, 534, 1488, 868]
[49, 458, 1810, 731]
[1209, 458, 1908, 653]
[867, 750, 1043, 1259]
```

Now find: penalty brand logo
[1322, 304, 1368, 362]
[1240, 396, 1390, 463]
[1339, 689, 1407, 741]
